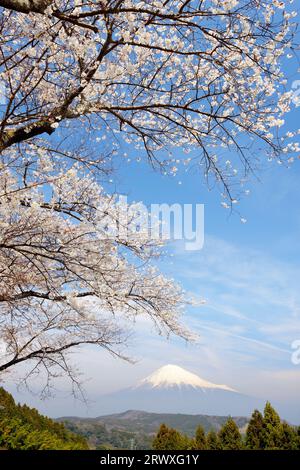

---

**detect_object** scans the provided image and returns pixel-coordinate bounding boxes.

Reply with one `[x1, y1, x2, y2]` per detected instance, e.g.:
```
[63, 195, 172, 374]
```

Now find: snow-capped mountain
[137, 364, 235, 392]
[96, 364, 266, 417]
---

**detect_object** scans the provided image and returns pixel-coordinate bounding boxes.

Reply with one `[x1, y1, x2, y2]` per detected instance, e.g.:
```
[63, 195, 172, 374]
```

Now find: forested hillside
[0, 388, 88, 450]
[152, 403, 300, 450]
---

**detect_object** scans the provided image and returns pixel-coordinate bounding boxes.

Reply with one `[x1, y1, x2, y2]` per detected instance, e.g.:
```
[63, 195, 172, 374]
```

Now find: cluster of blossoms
[0, 1, 298, 192]
[0, 154, 189, 390]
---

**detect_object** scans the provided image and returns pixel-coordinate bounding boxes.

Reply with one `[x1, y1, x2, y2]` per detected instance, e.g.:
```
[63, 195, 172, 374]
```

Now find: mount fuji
[96, 365, 265, 417]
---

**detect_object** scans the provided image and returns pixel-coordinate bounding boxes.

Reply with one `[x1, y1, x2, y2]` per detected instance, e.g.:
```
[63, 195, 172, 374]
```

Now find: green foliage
[64, 419, 152, 450]
[193, 425, 206, 450]
[180, 434, 194, 451]
[279, 422, 298, 450]
[262, 402, 284, 450]
[296, 427, 300, 449]
[152, 403, 299, 451]
[246, 409, 264, 449]
[264, 402, 281, 427]
[0, 387, 88, 450]
[206, 430, 220, 450]
[152, 424, 191, 450]
[218, 417, 243, 450]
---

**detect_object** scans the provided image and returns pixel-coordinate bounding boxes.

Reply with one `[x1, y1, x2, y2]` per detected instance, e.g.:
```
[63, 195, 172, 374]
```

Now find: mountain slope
[0, 387, 88, 450]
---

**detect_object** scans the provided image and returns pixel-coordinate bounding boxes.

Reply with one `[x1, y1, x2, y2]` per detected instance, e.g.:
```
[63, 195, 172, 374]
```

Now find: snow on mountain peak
[138, 364, 236, 392]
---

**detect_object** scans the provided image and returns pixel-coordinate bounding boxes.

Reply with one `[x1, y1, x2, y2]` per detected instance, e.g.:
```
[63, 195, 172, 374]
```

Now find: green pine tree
[218, 418, 243, 450]
[193, 425, 206, 450]
[262, 402, 282, 450]
[180, 434, 194, 450]
[245, 409, 264, 449]
[279, 422, 298, 450]
[152, 424, 189, 450]
[206, 430, 220, 450]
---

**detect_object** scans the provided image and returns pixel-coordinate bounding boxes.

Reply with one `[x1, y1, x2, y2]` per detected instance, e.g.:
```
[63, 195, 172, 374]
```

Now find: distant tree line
[153, 403, 300, 450]
[0, 387, 88, 450]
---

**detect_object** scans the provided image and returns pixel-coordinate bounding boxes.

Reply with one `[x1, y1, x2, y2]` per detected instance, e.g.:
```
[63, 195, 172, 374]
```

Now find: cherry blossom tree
[0, 162, 188, 393]
[0, 0, 298, 393]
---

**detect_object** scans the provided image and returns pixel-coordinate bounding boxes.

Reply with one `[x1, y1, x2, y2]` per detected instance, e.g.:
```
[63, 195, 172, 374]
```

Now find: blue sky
[4, 33, 300, 421]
